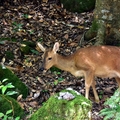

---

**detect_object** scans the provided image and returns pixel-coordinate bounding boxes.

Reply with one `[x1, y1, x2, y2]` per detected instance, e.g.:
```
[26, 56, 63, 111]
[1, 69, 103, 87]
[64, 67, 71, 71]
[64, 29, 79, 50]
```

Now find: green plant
[22, 14, 32, 19]
[27, 30, 34, 34]
[53, 71, 61, 75]
[0, 109, 20, 120]
[99, 91, 104, 99]
[29, 107, 34, 115]
[38, 38, 43, 42]
[0, 78, 18, 95]
[54, 80, 59, 85]
[0, 79, 22, 119]
[57, 77, 64, 81]
[50, 67, 61, 74]
[42, 90, 48, 92]
[22, 14, 29, 19]
[100, 89, 120, 120]
[54, 77, 64, 85]
[31, 49, 39, 55]
[12, 22, 23, 32]
[50, 67, 64, 85]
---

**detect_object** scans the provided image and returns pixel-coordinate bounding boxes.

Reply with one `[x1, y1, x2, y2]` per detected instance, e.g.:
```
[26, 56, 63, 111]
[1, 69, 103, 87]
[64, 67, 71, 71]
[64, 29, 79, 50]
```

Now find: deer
[37, 42, 120, 103]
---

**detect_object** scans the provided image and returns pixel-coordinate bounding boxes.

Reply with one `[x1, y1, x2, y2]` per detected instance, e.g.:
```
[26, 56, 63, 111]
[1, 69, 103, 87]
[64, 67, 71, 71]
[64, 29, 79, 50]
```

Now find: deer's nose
[39, 67, 44, 71]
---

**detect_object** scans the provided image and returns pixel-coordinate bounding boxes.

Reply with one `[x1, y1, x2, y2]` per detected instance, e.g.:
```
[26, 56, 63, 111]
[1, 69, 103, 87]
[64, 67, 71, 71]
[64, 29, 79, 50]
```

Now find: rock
[0, 65, 29, 99]
[29, 89, 92, 120]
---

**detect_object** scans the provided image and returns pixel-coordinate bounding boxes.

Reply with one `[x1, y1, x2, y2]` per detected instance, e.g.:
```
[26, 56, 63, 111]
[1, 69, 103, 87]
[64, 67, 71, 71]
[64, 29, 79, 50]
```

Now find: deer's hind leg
[85, 71, 99, 103]
[92, 80, 99, 103]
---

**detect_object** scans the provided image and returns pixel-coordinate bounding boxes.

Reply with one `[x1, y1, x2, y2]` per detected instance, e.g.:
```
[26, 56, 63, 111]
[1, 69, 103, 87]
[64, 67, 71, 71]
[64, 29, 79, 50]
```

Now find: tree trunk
[85, 0, 120, 45]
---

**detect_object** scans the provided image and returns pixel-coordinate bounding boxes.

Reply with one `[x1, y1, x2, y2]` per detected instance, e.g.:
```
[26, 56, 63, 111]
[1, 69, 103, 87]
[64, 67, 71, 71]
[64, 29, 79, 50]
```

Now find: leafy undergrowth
[100, 89, 120, 120]
[0, 1, 118, 120]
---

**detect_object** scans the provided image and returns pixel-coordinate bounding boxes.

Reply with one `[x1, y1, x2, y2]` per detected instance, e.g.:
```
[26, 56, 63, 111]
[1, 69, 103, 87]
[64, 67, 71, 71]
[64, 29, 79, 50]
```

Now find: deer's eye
[48, 57, 52, 60]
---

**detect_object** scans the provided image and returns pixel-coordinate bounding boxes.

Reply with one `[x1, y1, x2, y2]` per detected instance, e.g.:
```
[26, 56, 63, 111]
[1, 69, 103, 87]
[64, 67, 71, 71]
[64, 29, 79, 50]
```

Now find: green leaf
[0, 112, 4, 117]
[104, 113, 114, 120]
[15, 116, 20, 120]
[2, 86, 7, 94]
[100, 108, 110, 116]
[31, 49, 39, 55]
[6, 83, 15, 88]
[57, 72, 61, 74]
[0, 85, 4, 89]
[6, 109, 12, 115]
[58, 77, 64, 81]
[23, 14, 29, 19]
[28, 30, 34, 34]
[38, 38, 43, 42]
[2, 78, 8, 83]
[100, 89, 120, 120]
[115, 97, 120, 103]
[54, 80, 59, 85]
[8, 116, 13, 120]
[6, 91, 18, 95]
[3, 115, 8, 120]
[50, 67, 61, 73]
[12, 22, 17, 25]
[116, 106, 120, 113]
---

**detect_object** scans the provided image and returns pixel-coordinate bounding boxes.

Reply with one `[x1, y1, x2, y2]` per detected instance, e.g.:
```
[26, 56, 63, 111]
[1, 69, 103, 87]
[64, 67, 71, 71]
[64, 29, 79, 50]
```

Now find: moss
[29, 89, 92, 120]
[0, 94, 24, 118]
[0, 65, 29, 99]
[85, 19, 98, 40]
[60, 0, 95, 13]
[90, 20, 99, 33]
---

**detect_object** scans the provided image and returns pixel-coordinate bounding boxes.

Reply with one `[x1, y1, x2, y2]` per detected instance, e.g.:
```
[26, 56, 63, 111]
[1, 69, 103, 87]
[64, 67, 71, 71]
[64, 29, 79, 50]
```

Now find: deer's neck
[55, 54, 76, 72]
[54, 53, 85, 77]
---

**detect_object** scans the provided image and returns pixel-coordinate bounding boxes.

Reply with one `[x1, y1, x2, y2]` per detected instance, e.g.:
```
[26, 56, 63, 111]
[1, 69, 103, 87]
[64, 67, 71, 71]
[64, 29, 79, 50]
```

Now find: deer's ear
[53, 42, 60, 53]
[37, 42, 46, 52]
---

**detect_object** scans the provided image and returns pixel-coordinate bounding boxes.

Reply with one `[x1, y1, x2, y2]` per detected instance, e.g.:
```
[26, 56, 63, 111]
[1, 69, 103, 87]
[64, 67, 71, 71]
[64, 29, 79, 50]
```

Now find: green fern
[100, 89, 120, 120]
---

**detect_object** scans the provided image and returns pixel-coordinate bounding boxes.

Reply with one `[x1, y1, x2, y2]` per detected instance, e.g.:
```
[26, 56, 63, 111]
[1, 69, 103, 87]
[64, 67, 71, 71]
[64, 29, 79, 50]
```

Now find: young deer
[37, 42, 120, 102]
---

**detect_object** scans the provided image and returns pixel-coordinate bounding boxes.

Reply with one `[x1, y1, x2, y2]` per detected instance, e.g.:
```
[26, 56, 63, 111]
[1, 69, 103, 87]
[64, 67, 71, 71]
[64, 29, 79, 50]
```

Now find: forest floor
[0, 2, 118, 120]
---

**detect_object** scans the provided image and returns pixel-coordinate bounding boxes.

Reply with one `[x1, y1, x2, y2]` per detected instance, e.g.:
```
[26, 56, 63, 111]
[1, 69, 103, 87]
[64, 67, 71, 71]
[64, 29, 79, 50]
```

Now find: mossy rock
[29, 89, 92, 120]
[60, 0, 95, 13]
[0, 65, 29, 99]
[0, 94, 24, 118]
